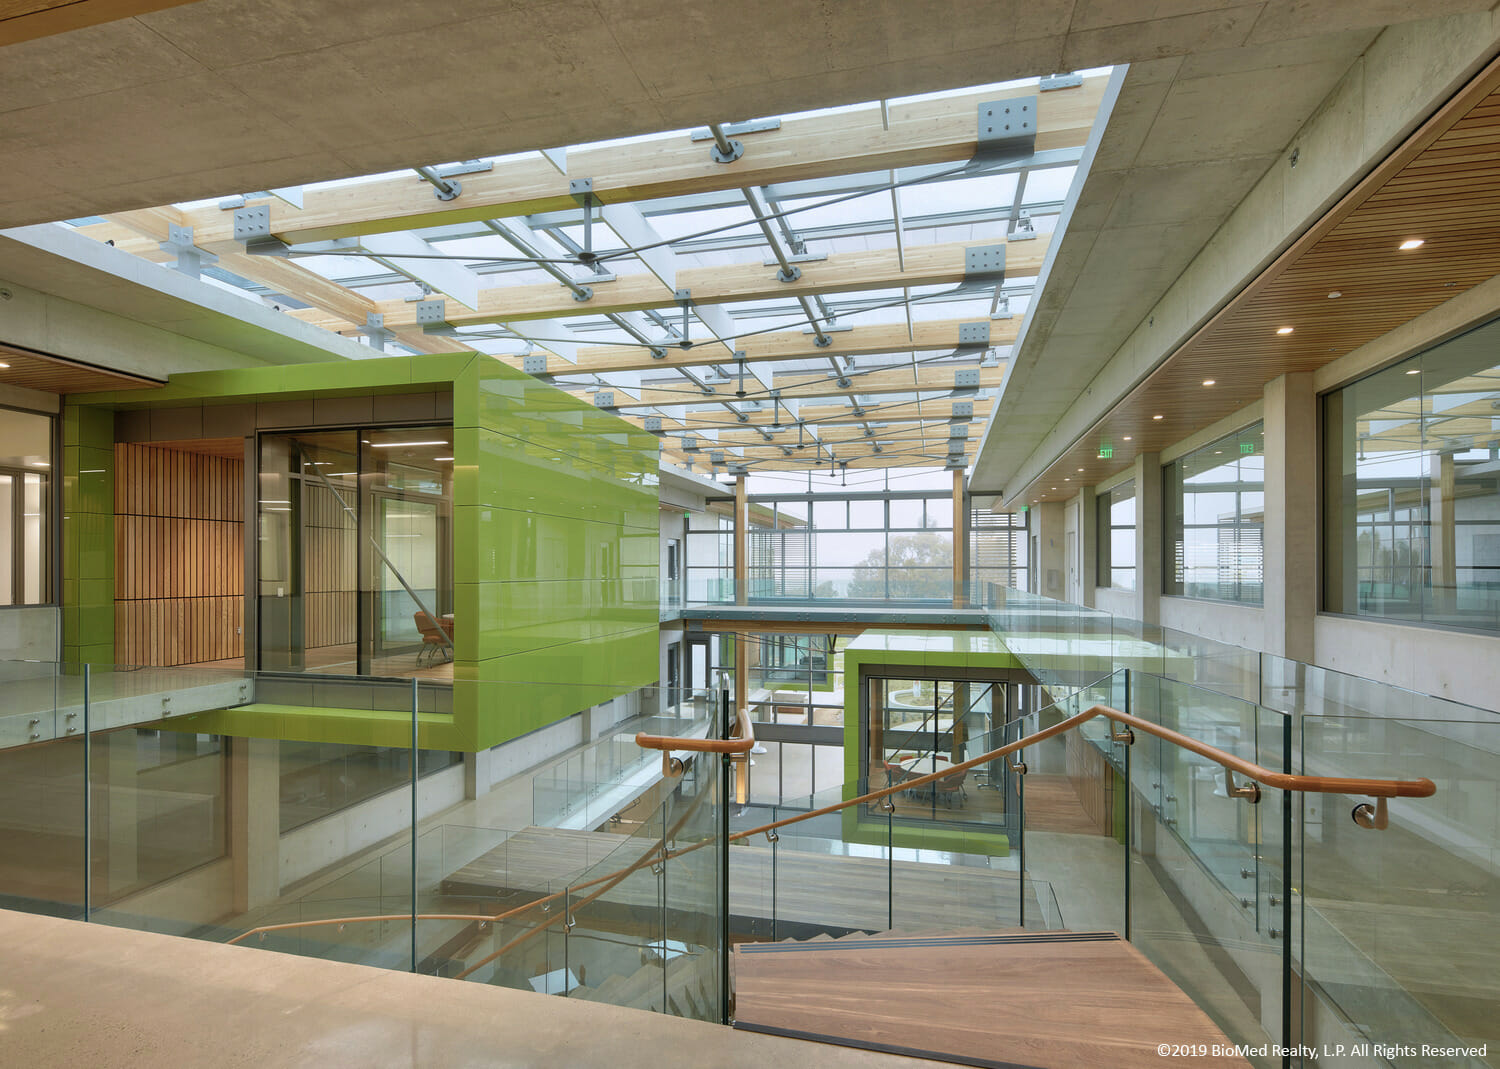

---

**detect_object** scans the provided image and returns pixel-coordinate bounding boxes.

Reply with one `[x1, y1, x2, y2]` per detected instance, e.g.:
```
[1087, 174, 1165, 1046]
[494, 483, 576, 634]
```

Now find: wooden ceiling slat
[1012, 53, 1500, 506]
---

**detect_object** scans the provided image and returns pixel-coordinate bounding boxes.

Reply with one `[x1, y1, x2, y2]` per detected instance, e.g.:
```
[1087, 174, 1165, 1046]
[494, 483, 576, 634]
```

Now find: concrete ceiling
[0, 0, 1490, 229]
[968, 29, 1383, 493]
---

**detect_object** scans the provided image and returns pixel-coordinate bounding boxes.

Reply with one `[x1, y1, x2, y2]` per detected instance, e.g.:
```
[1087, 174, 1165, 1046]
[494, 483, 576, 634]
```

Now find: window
[0, 409, 53, 606]
[1096, 481, 1136, 590]
[1164, 425, 1264, 604]
[1323, 315, 1500, 632]
[970, 507, 1028, 594]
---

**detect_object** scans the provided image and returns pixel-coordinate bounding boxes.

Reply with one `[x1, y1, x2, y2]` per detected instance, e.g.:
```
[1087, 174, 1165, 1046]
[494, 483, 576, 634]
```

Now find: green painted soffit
[69, 351, 476, 408]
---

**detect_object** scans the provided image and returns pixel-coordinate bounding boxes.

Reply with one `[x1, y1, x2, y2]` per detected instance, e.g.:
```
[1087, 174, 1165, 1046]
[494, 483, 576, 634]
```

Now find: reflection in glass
[1324, 316, 1500, 631]
[1096, 481, 1136, 590]
[257, 425, 452, 676]
[1164, 424, 1264, 604]
[0, 408, 52, 606]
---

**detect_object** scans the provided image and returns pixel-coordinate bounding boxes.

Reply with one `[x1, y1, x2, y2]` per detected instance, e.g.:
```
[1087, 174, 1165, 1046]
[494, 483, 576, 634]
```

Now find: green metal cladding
[64, 352, 661, 751]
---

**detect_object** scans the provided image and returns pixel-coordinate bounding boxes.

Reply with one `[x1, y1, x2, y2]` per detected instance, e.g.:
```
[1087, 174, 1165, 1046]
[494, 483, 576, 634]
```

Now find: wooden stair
[733, 929, 1251, 1068]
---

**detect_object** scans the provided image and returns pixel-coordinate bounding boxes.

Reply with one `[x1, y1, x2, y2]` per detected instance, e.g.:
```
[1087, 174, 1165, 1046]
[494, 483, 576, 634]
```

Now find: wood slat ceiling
[1012, 56, 1500, 506]
[0, 343, 163, 395]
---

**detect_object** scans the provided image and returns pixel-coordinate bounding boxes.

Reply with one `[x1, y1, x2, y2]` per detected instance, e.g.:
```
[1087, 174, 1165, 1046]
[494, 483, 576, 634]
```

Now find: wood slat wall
[114, 442, 245, 667]
[303, 482, 356, 651]
[1065, 730, 1116, 837]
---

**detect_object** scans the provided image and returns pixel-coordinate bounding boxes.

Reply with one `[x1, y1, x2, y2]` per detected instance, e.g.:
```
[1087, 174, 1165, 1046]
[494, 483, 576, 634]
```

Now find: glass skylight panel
[649, 206, 761, 244]
[1024, 167, 1076, 202]
[898, 173, 1019, 219]
[778, 192, 892, 231]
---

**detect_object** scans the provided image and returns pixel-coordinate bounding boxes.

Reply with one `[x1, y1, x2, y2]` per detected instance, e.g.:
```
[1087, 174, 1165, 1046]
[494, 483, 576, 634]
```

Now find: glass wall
[257, 425, 453, 676]
[1095, 480, 1136, 590]
[0, 408, 52, 605]
[1164, 424, 1264, 605]
[746, 492, 954, 602]
[1324, 315, 1500, 631]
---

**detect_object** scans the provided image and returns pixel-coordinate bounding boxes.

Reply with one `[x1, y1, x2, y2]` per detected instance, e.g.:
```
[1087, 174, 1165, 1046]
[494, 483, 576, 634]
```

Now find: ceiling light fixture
[370, 440, 448, 448]
[1399, 239, 1424, 250]
[1276, 326, 1294, 335]
[432, 457, 453, 462]
[0, 362, 10, 369]
[1152, 415, 1163, 421]
[1405, 369, 1420, 376]
[1202, 379, 1215, 386]
[1123, 436, 1132, 441]
[1327, 290, 1342, 299]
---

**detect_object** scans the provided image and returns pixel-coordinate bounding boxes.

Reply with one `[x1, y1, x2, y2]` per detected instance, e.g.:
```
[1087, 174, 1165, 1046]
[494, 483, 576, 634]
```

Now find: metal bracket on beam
[953, 368, 981, 395]
[159, 224, 217, 279]
[761, 252, 827, 268]
[232, 206, 290, 257]
[801, 324, 853, 336]
[643, 417, 663, 432]
[1040, 73, 1083, 91]
[957, 322, 991, 350]
[709, 451, 726, 466]
[680, 436, 699, 452]
[523, 354, 549, 376]
[975, 96, 1037, 161]
[414, 299, 454, 334]
[1010, 210, 1037, 241]
[951, 400, 974, 421]
[594, 391, 616, 409]
[433, 160, 495, 179]
[358, 313, 392, 351]
[691, 119, 781, 142]
[949, 425, 970, 439]
[965, 244, 1007, 284]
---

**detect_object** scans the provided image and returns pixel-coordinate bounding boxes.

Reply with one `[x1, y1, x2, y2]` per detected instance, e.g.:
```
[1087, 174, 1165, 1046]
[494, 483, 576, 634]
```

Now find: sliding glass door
[256, 425, 452, 678]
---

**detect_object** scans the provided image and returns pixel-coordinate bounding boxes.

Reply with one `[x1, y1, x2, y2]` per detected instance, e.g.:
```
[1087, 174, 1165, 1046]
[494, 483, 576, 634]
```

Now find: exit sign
[1240, 442, 1255, 455]
[1097, 446, 1113, 459]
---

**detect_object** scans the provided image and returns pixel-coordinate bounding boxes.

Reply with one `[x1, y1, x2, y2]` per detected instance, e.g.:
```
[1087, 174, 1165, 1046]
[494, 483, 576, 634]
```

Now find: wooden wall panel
[303, 482, 356, 652]
[113, 443, 245, 667]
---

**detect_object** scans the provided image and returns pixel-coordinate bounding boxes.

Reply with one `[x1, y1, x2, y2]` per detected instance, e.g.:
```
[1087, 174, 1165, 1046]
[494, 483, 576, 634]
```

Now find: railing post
[719, 687, 731, 1024]
[411, 676, 419, 973]
[82, 662, 91, 923]
[1281, 714, 1293, 1069]
[1122, 669, 1132, 942]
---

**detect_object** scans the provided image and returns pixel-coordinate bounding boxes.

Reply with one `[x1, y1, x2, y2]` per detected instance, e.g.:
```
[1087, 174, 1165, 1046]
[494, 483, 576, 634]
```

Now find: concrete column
[1428, 452, 1457, 618]
[229, 737, 280, 913]
[464, 747, 494, 801]
[1135, 452, 1164, 626]
[1263, 373, 1317, 660]
[1033, 502, 1066, 599]
[1074, 488, 1096, 608]
[952, 469, 967, 608]
[733, 475, 747, 606]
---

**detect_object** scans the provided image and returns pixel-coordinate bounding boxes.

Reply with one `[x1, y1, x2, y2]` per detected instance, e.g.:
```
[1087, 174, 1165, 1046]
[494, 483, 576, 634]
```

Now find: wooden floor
[441, 827, 1039, 935]
[734, 930, 1250, 1068]
[1022, 775, 1111, 836]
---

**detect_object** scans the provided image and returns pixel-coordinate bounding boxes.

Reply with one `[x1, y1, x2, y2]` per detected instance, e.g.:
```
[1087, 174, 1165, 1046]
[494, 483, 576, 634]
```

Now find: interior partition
[114, 440, 244, 667]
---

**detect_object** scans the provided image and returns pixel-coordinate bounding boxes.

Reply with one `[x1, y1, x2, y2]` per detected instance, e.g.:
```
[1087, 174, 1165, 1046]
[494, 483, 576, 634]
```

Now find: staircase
[567, 947, 720, 1019]
[732, 928, 1252, 1068]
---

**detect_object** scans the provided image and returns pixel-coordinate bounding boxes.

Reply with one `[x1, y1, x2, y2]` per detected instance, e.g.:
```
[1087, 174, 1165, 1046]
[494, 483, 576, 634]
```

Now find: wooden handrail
[637, 708, 754, 787]
[225, 703, 1434, 960]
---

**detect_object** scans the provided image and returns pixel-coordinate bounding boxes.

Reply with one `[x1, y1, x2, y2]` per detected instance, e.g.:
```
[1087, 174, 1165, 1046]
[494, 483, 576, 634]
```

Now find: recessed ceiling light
[1276, 326, 1294, 335]
[432, 456, 453, 462]
[1405, 369, 1420, 376]
[1399, 238, 1424, 250]
[370, 440, 448, 448]
[1152, 415, 1163, 420]
[0, 362, 10, 369]
[1064, 477, 1071, 481]
[1327, 291, 1342, 299]
[1077, 468, 1084, 472]
[1202, 379, 1215, 386]
[1123, 436, 1132, 441]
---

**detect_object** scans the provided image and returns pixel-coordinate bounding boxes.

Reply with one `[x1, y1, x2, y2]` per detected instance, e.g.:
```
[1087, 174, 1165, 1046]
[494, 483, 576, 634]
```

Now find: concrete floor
[0, 908, 927, 1068]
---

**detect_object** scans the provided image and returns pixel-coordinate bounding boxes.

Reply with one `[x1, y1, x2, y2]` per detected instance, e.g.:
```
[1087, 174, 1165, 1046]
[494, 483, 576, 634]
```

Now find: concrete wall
[0, 606, 59, 660]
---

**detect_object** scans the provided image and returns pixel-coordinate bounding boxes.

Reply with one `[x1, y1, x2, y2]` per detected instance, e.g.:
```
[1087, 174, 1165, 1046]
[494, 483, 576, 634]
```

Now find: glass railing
[3, 632, 1493, 1060]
